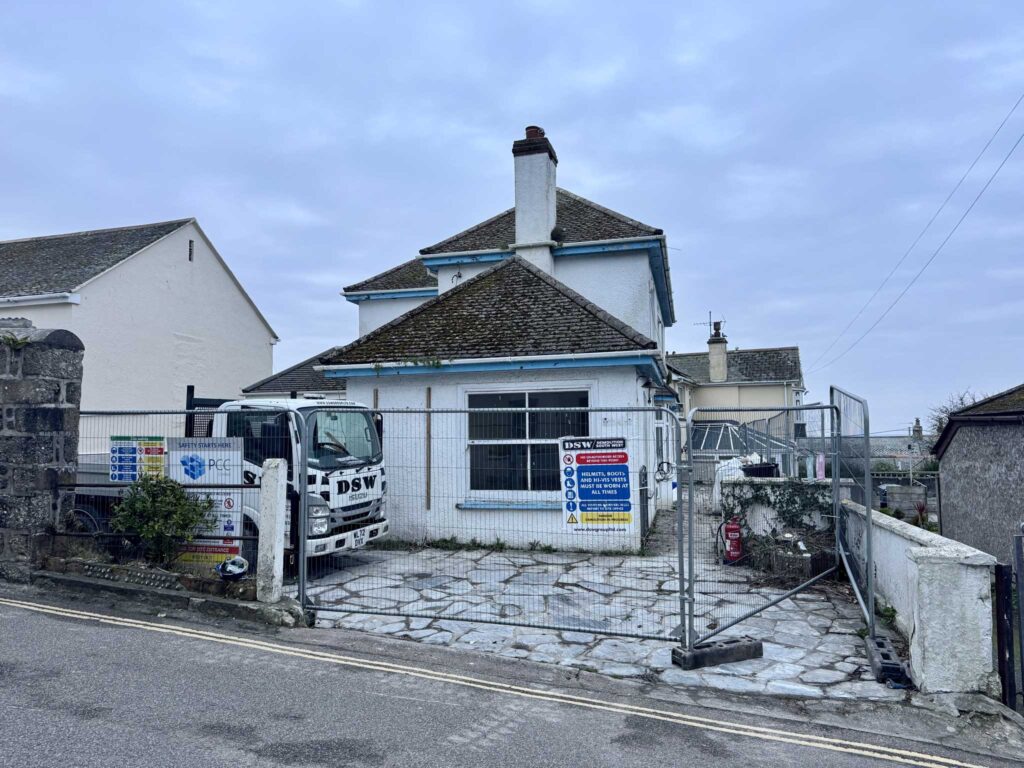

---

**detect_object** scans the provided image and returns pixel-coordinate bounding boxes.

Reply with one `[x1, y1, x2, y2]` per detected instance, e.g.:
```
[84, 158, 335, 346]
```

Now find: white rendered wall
[346, 366, 657, 551]
[357, 295, 433, 336]
[67, 223, 274, 410]
[554, 252, 659, 342]
[435, 262, 499, 294]
[1, 303, 74, 333]
[844, 501, 998, 694]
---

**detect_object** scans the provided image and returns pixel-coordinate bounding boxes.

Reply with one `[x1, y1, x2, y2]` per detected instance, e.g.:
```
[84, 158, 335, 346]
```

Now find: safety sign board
[166, 438, 245, 565]
[166, 437, 243, 486]
[109, 436, 165, 482]
[560, 437, 633, 532]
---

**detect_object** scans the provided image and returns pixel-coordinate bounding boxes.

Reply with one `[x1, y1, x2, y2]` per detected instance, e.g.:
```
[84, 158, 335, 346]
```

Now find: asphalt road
[0, 594, 1010, 768]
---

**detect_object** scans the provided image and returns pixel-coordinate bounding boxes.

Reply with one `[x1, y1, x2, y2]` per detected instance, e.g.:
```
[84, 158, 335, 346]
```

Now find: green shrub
[111, 475, 215, 566]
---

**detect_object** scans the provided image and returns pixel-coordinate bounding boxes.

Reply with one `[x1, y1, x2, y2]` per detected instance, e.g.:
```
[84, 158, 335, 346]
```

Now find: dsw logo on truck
[336, 475, 378, 494]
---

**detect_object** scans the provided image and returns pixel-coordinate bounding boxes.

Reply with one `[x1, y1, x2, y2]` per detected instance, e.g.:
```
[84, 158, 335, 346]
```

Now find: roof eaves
[556, 188, 663, 235]
[418, 206, 515, 255]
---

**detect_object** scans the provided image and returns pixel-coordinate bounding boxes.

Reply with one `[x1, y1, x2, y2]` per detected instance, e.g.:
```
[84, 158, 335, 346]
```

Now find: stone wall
[844, 500, 997, 695]
[0, 319, 83, 580]
[939, 421, 1024, 562]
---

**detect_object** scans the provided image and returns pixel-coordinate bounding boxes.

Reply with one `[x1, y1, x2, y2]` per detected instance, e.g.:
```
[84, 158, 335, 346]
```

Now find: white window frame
[463, 381, 594, 498]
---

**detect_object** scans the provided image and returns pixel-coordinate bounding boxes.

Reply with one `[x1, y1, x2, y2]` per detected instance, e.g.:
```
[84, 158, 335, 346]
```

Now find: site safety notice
[560, 437, 633, 532]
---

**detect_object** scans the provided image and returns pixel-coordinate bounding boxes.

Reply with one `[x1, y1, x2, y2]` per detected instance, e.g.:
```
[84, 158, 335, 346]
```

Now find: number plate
[351, 528, 368, 549]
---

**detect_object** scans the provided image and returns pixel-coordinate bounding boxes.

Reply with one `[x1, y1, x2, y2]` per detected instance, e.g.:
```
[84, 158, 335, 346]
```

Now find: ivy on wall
[720, 479, 833, 534]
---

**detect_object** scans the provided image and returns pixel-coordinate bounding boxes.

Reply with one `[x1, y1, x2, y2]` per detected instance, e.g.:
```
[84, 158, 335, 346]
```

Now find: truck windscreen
[307, 409, 382, 470]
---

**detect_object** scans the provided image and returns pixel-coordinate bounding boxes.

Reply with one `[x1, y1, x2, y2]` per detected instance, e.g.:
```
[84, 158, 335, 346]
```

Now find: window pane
[530, 444, 560, 490]
[227, 412, 292, 466]
[470, 444, 528, 490]
[468, 393, 526, 439]
[528, 390, 589, 438]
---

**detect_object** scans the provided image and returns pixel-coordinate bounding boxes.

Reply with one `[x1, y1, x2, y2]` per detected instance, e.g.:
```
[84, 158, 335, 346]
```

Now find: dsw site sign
[560, 437, 633, 533]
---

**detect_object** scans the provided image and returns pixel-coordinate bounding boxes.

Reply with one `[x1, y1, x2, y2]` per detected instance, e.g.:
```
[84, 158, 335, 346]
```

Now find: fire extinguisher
[723, 516, 742, 565]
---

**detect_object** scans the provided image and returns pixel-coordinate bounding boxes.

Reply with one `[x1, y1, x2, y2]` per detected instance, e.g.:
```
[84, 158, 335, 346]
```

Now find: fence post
[257, 458, 287, 604]
[1015, 535, 1024, 712]
[995, 562, 1017, 709]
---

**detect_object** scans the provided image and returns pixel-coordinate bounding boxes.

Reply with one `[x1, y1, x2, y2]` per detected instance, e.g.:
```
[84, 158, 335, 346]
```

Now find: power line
[810, 124, 1024, 374]
[807, 90, 1024, 370]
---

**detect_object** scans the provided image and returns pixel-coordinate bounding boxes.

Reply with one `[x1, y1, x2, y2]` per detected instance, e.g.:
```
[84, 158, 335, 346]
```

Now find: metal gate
[681, 403, 844, 648]
[297, 405, 688, 640]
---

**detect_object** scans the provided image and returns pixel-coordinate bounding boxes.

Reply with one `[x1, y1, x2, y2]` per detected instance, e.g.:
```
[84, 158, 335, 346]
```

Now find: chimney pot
[525, 125, 545, 139]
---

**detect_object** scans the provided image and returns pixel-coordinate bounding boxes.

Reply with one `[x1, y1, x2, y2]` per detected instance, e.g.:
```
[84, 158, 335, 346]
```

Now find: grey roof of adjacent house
[934, 382, 1024, 459]
[320, 256, 656, 366]
[869, 435, 934, 459]
[0, 219, 192, 298]
[958, 383, 1024, 416]
[666, 347, 803, 385]
[243, 350, 347, 395]
[343, 258, 438, 293]
[418, 188, 663, 255]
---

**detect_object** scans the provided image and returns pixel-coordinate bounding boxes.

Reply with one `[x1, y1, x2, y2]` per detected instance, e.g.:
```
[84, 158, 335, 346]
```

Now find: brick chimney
[512, 125, 558, 272]
[912, 417, 923, 441]
[708, 321, 727, 383]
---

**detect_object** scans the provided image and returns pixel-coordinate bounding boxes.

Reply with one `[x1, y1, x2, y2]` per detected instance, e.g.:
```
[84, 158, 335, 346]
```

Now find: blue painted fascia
[552, 238, 675, 326]
[419, 252, 512, 269]
[324, 354, 661, 379]
[344, 288, 438, 304]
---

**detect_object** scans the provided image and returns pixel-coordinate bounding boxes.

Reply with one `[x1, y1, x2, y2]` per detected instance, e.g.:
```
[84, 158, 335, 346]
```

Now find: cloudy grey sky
[2, 1, 1022, 431]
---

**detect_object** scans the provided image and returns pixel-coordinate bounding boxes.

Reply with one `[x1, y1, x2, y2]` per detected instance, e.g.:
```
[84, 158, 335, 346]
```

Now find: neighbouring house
[315, 126, 676, 550]
[0, 218, 277, 411]
[242, 351, 347, 400]
[934, 382, 1024, 561]
[871, 418, 935, 470]
[666, 323, 805, 418]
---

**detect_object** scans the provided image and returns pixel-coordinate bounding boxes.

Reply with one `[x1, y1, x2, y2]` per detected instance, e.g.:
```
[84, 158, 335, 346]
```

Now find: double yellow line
[0, 596, 988, 768]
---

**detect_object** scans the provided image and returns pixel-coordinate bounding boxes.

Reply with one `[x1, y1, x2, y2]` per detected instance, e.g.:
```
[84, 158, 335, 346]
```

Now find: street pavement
[0, 592, 1014, 768]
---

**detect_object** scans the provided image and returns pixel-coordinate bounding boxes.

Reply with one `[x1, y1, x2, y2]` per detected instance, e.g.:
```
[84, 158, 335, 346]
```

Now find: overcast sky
[2, 2, 1022, 431]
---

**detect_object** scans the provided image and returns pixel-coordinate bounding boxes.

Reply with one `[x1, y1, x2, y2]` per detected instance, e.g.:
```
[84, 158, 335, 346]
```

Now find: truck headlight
[308, 495, 330, 536]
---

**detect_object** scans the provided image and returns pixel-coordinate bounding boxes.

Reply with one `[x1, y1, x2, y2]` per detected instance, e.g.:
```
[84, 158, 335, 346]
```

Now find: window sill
[456, 499, 561, 512]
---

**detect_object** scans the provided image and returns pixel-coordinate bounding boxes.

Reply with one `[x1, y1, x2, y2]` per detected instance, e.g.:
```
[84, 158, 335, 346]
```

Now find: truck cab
[213, 398, 390, 562]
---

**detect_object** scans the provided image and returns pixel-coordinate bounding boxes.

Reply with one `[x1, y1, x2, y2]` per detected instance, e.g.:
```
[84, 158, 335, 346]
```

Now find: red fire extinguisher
[723, 516, 743, 565]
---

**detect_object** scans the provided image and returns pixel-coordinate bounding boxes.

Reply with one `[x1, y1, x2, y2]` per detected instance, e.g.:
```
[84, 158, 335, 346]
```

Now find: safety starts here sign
[560, 437, 633, 533]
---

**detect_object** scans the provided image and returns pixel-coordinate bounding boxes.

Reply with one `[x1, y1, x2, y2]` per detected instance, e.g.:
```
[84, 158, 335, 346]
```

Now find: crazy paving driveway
[298, 546, 903, 702]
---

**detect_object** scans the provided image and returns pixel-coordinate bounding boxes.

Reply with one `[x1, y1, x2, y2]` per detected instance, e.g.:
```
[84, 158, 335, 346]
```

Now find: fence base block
[865, 635, 913, 686]
[672, 637, 763, 670]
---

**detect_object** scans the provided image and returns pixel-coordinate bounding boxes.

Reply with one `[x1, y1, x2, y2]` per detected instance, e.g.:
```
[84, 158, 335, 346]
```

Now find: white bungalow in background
[317, 127, 679, 550]
[0, 218, 277, 410]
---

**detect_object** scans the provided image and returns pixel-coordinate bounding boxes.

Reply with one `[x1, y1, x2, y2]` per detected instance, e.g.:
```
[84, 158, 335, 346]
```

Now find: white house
[317, 127, 678, 550]
[0, 218, 277, 411]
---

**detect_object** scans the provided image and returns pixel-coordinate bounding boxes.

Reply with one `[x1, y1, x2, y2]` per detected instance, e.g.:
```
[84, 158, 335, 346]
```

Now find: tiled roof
[243, 350, 347, 395]
[958, 383, 1024, 416]
[0, 219, 192, 298]
[418, 188, 662, 255]
[320, 256, 656, 366]
[666, 347, 803, 385]
[343, 258, 437, 293]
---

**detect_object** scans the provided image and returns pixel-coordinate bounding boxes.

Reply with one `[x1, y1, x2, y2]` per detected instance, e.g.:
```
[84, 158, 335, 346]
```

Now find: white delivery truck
[75, 398, 389, 569]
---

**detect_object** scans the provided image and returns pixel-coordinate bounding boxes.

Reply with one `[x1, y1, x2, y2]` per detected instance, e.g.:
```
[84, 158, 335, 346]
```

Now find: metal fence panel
[298, 406, 685, 640]
[71, 407, 296, 569]
[830, 387, 875, 638]
[683, 404, 841, 647]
